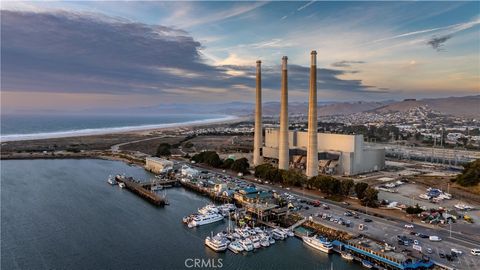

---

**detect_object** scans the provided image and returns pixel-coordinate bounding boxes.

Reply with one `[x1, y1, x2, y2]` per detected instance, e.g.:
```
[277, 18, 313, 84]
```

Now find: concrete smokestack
[278, 56, 289, 170]
[253, 60, 263, 166]
[306, 51, 318, 178]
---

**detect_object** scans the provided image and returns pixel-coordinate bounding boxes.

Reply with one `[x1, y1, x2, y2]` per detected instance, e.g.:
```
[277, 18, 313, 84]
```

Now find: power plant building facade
[253, 51, 385, 176]
[262, 129, 385, 176]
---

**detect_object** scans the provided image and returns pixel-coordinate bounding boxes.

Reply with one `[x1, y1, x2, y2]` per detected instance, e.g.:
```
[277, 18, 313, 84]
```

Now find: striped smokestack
[253, 60, 263, 166]
[278, 56, 289, 170]
[306, 50, 318, 177]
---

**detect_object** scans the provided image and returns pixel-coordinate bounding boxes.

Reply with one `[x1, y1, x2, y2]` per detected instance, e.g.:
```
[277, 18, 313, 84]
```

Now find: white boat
[228, 241, 244, 253]
[272, 229, 287, 240]
[188, 213, 224, 227]
[341, 252, 354, 261]
[118, 182, 126, 188]
[151, 185, 163, 191]
[198, 204, 219, 215]
[362, 260, 373, 269]
[282, 228, 294, 237]
[269, 236, 276, 245]
[260, 237, 270, 247]
[251, 236, 261, 249]
[107, 175, 117, 185]
[205, 235, 228, 252]
[302, 235, 333, 254]
[239, 238, 254, 251]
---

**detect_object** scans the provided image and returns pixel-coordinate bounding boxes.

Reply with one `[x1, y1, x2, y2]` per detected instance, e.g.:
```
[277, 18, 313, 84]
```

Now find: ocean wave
[0, 115, 238, 142]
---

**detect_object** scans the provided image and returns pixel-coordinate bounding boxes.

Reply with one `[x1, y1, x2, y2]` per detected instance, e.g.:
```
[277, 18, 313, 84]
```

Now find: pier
[115, 175, 166, 206]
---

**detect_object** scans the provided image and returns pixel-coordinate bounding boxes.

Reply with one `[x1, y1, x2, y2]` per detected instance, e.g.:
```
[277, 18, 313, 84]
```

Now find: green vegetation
[221, 158, 234, 169]
[230, 158, 250, 174]
[406, 204, 423, 215]
[354, 182, 369, 200]
[361, 187, 379, 207]
[191, 151, 222, 167]
[156, 143, 171, 156]
[455, 159, 480, 186]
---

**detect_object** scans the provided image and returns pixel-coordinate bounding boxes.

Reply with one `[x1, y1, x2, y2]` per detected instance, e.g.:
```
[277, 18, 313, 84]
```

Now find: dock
[115, 175, 166, 206]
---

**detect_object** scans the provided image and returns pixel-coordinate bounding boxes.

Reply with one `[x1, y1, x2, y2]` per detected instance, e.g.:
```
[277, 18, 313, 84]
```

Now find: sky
[1, 1, 479, 113]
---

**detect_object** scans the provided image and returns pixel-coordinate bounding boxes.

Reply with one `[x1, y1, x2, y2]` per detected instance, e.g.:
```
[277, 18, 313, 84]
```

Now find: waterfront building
[145, 157, 173, 174]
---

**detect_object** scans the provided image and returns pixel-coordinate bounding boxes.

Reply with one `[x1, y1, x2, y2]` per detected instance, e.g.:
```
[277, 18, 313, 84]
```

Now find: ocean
[0, 114, 235, 141]
[1, 159, 362, 270]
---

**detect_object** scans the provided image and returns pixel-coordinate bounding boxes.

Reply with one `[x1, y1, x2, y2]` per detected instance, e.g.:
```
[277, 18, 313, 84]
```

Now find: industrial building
[253, 51, 385, 176]
[145, 157, 173, 174]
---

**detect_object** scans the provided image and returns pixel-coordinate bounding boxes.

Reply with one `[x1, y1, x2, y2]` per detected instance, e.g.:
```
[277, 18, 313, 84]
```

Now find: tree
[355, 182, 369, 200]
[340, 179, 354, 196]
[455, 159, 480, 186]
[406, 204, 423, 215]
[231, 158, 249, 174]
[156, 143, 171, 157]
[191, 151, 223, 168]
[222, 158, 234, 169]
[281, 170, 306, 187]
[361, 187, 378, 207]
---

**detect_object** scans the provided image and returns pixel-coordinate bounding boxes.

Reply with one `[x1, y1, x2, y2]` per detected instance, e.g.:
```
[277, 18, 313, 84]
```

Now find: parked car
[451, 248, 463, 255]
[404, 224, 414, 229]
[364, 218, 373, 222]
[418, 233, 429, 239]
[429, 236, 441, 242]
[426, 248, 433, 254]
[413, 240, 420, 245]
[322, 204, 330, 210]
[439, 253, 445, 258]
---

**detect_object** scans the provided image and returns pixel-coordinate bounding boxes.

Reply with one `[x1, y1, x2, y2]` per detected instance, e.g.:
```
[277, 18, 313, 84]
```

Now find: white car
[471, 248, 480, 256]
[429, 236, 441, 242]
[451, 248, 463, 255]
[404, 224, 414, 229]
[413, 240, 419, 245]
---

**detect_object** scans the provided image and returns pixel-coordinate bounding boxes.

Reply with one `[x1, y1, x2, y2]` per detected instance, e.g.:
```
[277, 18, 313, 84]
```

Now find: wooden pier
[115, 175, 166, 206]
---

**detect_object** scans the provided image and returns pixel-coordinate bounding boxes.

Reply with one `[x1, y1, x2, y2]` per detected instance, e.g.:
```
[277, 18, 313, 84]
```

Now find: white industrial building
[262, 129, 385, 175]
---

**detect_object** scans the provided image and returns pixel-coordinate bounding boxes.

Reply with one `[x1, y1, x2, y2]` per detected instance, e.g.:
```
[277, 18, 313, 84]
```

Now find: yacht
[205, 235, 228, 252]
[260, 236, 270, 247]
[188, 213, 224, 227]
[282, 228, 294, 237]
[107, 175, 117, 185]
[302, 235, 333, 254]
[341, 252, 354, 261]
[228, 241, 244, 254]
[251, 235, 261, 249]
[362, 260, 373, 269]
[198, 204, 219, 215]
[239, 238, 254, 251]
[268, 236, 276, 245]
[272, 229, 287, 240]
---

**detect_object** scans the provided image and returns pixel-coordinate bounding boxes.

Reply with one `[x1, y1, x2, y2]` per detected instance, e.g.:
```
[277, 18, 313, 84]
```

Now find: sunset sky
[1, 1, 479, 113]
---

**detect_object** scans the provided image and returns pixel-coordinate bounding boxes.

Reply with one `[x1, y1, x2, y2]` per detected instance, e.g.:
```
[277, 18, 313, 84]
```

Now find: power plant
[254, 52, 385, 176]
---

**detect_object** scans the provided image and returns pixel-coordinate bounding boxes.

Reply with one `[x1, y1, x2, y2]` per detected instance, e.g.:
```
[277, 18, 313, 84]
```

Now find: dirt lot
[187, 135, 253, 153]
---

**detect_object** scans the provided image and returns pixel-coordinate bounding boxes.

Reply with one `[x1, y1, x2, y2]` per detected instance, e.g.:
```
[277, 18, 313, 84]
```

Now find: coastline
[0, 115, 240, 142]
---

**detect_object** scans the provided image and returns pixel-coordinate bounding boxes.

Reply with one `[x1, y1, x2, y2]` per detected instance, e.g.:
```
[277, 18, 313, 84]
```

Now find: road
[110, 135, 167, 152]
[177, 160, 480, 269]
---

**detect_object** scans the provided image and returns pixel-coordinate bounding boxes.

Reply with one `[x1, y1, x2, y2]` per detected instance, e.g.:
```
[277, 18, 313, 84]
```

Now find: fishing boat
[341, 252, 354, 261]
[302, 235, 333, 254]
[362, 260, 373, 269]
[107, 175, 117, 185]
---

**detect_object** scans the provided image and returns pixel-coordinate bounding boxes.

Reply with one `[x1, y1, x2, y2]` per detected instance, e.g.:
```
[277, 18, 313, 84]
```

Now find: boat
[118, 182, 126, 188]
[107, 175, 117, 185]
[198, 204, 219, 215]
[251, 235, 261, 249]
[302, 235, 333, 254]
[151, 185, 163, 191]
[282, 228, 294, 237]
[228, 241, 244, 253]
[188, 213, 224, 227]
[272, 229, 287, 240]
[260, 237, 270, 247]
[239, 238, 254, 251]
[269, 236, 276, 245]
[362, 260, 373, 269]
[341, 252, 354, 261]
[205, 235, 228, 252]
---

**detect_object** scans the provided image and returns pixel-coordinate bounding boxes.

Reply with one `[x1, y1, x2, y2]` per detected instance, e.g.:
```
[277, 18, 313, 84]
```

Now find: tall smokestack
[253, 60, 263, 166]
[306, 50, 318, 178]
[278, 56, 289, 170]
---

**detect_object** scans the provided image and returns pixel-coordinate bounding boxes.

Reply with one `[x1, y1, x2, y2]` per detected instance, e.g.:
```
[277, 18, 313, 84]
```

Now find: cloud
[1, 9, 386, 101]
[426, 35, 453, 51]
[331, 60, 366, 68]
[297, 1, 316, 11]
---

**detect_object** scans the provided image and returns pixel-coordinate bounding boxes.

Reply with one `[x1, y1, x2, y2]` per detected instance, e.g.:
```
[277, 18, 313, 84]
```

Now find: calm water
[1, 159, 362, 270]
[0, 114, 231, 140]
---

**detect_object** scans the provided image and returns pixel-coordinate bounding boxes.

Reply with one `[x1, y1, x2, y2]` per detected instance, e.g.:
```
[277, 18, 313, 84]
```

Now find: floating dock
[115, 175, 166, 206]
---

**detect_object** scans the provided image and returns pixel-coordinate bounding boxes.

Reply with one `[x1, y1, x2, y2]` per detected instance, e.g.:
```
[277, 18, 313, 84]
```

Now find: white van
[471, 248, 480, 256]
[429, 236, 441, 242]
